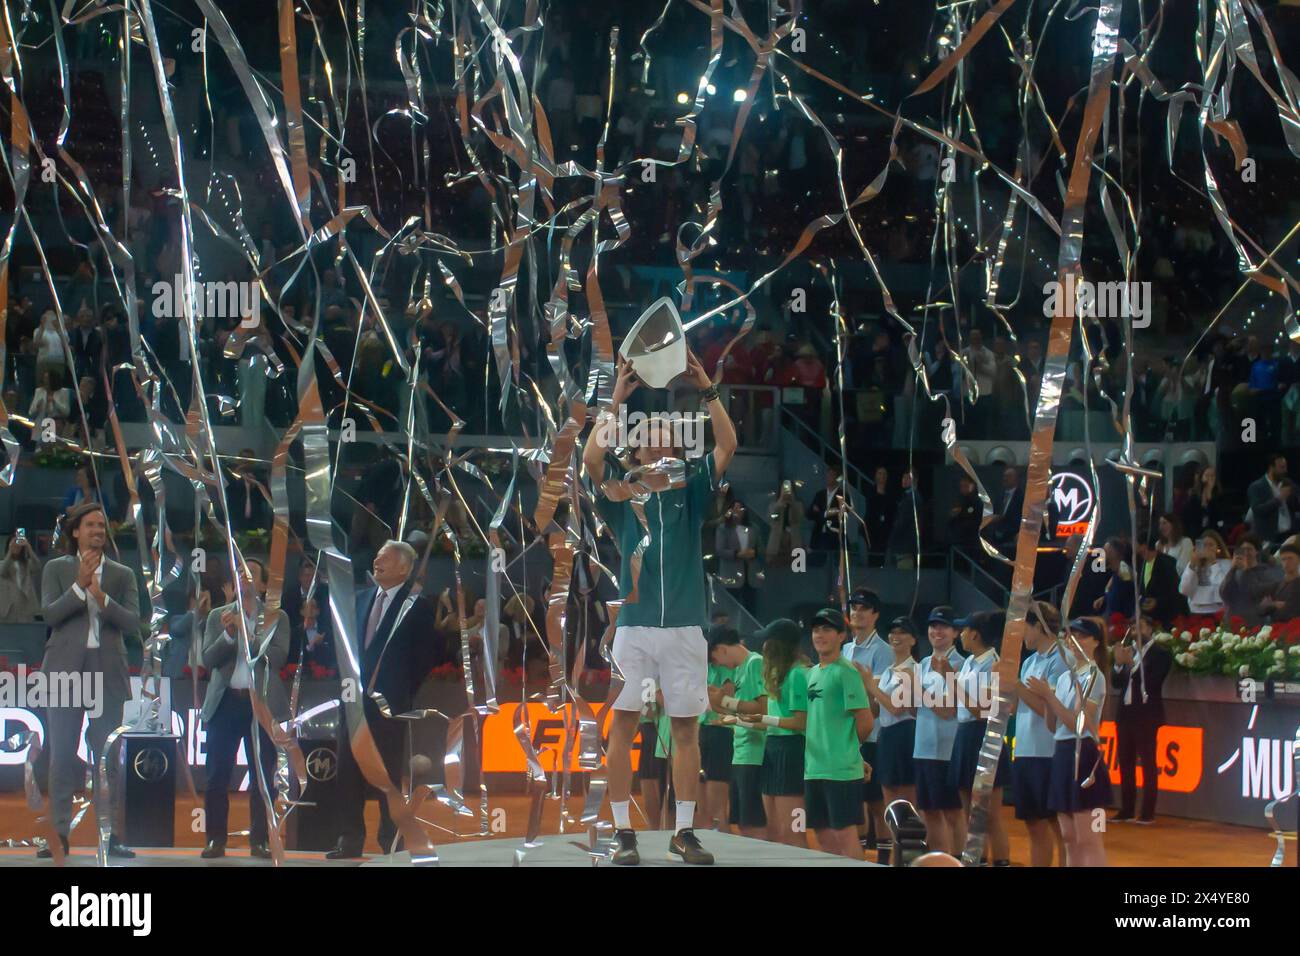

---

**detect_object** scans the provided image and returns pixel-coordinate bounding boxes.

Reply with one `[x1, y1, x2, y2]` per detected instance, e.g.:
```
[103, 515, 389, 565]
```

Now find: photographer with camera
[0, 530, 43, 623]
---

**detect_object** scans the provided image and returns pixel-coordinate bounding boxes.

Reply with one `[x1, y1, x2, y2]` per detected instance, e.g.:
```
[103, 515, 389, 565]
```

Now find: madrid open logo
[132, 748, 170, 783]
[306, 747, 338, 782]
[1049, 472, 1094, 537]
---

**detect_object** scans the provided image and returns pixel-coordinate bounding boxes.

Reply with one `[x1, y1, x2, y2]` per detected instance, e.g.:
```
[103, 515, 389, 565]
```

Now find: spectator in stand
[283, 555, 332, 668]
[0, 532, 43, 623]
[1179, 463, 1236, 540]
[984, 466, 1024, 555]
[502, 591, 547, 681]
[765, 480, 805, 567]
[926, 338, 961, 405]
[34, 311, 67, 386]
[865, 466, 895, 559]
[1260, 543, 1300, 623]
[961, 329, 997, 437]
[1134, 532, 1188, 628]
[807, 466, 845, 560]
[1155, 513, 1193, 576]
[1092, 537, 1136, 620]
[29, 368, 73, 436]
[1246, 337, 1282, 445]
[61, 464, 104, 511]
[992, 336, 1024, 435]
[69, 376, 107, 445]
[1178, 531, 1231, 615]
[68, 304, 103, 381]
[779, 342, 827, 432]
[1218, 536, 1280, 627]
[886, 467, 923, 569]
[1246, 452, 1298, 545]
[715, 502, 762, 608]
[949, 474, 982, 552]
[224, 448, 269, 532]
[1279, 336, 1300, 445]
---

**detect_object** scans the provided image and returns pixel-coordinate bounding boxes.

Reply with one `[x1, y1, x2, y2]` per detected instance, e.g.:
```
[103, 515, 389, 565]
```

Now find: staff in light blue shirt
[1013, 601, 1074, 867]
[843, 587, 894, 849]
[1027, 616, 1112, 868]
[911, 605, 966, 856]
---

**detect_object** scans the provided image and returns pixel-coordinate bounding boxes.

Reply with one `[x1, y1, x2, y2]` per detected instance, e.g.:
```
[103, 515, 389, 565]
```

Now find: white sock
[612, 800, 632, 830]
[675, 800, 696, 832]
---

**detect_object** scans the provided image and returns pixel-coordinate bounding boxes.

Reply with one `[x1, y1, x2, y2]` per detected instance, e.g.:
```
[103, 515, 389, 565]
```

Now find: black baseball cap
[927, 605, 958, 627]
[956, 610, 1006, 650]
[887, 616, 918, 638]
[1066, 617, 1104, 642]
[848, 587, 882, 612]
[810, 607, 847, 631]
[756, 618, 803, 647]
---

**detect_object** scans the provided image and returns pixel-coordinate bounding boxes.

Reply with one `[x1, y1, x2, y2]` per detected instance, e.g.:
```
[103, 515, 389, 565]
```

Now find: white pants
[609, 625, 708, 718]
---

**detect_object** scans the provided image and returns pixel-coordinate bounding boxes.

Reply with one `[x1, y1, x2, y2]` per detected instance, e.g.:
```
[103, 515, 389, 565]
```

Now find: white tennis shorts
[609, 625, 708, 718]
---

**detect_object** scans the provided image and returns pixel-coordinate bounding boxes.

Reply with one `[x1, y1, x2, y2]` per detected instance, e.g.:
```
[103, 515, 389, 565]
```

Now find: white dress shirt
[1269, 476, 1292, 534]
[223, 600, 262, 689]
[70, 553, 105, 649]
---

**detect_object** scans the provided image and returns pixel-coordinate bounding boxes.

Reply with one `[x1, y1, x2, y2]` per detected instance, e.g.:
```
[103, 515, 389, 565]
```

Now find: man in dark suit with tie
[199, 558, 290, 858]
[1111, 618, 1172, 824]
[983, 466, 1024, 554]
[327, 540, 438, 858]
[283, 555, 333, 669]
[1135, 535, 1189, 627]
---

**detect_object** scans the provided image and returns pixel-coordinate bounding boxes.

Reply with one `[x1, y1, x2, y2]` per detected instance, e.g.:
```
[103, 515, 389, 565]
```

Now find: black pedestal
[288, 739, 340, 851]
[123, 734, 179, 848]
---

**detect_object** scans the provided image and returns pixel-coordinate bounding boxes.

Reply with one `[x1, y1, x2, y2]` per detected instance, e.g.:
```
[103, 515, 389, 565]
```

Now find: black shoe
[610, 828, 640, 866]
[1110, 814, 1135, 824]
[324, 844, 364, 860]
[200, 840, 226, 859]
[1134, 816, 1156, 826]
[36, 835, 69, 859]
[107, 836, 135, 859]
[249, 841, 272, 859]
[668, 828, 714, 865]
[993, 859, 1012, 867]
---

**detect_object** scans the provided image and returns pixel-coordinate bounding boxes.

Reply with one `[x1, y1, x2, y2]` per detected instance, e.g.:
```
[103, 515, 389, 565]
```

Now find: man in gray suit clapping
[199, 557, 290, 859]
[39, 502, 140, 859]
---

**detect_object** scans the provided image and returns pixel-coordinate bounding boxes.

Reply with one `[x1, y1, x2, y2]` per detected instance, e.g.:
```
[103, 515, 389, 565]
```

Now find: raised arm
[584, 359, 639, 488]
[687, 351, 736, 476]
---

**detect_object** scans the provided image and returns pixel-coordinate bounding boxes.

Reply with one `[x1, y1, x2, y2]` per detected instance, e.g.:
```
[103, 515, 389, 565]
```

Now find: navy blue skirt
[876, 721, 916, 788]
[914, 758, 961, 811]
[1012, 756, 1055, 821]
[1047, 737, 1113, 813]
[761, 734, 806, 797]
[949, 720, 1010, 791]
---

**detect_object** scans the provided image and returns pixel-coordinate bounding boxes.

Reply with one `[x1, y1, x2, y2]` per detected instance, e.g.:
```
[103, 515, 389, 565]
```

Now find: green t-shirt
[732, 651, 767, 766]
[701, 662, 736, 725]
[804, 656, 870, 781]
[766, 664, 809, 737]
[593, 452, 717, 628]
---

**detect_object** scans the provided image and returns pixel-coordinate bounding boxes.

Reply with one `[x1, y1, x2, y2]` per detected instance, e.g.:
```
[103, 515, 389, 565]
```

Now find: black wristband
[700, 385, 720, 404]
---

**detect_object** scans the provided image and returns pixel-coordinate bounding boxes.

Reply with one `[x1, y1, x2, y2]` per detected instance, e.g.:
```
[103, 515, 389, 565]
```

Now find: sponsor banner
[6, 679, 1289, 830]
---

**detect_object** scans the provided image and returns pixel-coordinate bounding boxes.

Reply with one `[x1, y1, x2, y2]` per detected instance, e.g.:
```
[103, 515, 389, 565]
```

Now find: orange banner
[482, 703, 651, 773]
[1098, 721, 1204, 793]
